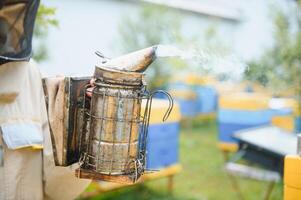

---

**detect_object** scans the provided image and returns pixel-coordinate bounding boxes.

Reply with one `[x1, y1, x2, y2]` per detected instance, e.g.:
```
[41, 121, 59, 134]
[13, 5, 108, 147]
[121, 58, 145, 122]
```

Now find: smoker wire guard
[75, 81, 174, 183]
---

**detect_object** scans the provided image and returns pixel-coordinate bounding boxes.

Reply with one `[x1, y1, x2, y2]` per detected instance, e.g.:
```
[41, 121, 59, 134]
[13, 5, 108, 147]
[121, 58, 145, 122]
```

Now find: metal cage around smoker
[77, 67, 173, 183]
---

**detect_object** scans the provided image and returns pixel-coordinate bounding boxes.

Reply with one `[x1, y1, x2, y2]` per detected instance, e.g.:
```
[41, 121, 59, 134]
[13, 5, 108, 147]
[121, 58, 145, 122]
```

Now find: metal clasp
[0, 145, 3, 167]
[139, 90, 174, 169]
[149, 90, 174, 122]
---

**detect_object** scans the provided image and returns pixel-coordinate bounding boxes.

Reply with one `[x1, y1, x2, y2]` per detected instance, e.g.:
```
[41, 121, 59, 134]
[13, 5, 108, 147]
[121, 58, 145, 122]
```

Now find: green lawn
[85, 120, 283, 200]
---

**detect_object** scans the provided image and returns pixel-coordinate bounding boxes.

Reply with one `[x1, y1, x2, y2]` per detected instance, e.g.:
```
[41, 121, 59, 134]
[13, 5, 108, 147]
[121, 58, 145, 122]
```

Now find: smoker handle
[149, 90, 174, 122]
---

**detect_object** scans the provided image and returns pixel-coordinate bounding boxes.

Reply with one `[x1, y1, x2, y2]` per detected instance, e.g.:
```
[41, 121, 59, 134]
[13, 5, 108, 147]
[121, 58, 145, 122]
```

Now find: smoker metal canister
[91, 140, 138, 174]
[90, 87, 140, 143]
[87, 66, 145, 175]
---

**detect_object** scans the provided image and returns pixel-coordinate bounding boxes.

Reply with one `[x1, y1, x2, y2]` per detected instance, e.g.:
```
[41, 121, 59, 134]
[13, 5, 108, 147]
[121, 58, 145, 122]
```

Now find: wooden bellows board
[42, 76, 91, 166]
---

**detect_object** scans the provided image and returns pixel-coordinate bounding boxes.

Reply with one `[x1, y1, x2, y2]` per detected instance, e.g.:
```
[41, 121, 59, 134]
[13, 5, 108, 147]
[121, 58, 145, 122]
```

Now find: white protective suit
[0, 61, 91, 200]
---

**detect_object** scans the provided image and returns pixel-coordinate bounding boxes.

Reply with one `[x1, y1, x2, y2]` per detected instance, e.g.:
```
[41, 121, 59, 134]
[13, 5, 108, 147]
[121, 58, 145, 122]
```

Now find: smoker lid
[94, 66, 145, 86]
[96, 46, 157, 73]
[0, 0, 40, 65]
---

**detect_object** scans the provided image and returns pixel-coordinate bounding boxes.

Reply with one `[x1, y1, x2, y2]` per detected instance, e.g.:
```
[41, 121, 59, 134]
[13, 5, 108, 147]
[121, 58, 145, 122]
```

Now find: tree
[244, 1, 301, 107]
[33, 4, 58, 62]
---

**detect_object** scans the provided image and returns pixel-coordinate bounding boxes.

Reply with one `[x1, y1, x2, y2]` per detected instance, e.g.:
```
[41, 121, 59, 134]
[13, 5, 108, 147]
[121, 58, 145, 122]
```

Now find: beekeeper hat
[0, 0, 40, 65]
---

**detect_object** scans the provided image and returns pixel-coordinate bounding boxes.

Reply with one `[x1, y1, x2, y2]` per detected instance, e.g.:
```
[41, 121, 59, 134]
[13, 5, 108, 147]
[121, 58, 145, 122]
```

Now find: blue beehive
[141, 99, 181, 169]
[194, 86, 218, 114]
[168, 87, 199, 117]
[296, 117, 301, 132]
[168, 75, 217, 118]
[217, 93, 272, 151]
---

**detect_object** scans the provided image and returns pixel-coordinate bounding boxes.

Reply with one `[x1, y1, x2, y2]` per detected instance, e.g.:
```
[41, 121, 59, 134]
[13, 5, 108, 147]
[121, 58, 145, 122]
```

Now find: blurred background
[35, 0, 301, 199]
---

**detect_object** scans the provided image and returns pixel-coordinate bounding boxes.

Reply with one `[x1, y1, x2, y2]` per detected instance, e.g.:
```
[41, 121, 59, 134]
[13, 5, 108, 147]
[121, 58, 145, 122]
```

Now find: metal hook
[95, 51, 110, 63]
[150, 90, 174, 122]
[95, 51, 103, 57]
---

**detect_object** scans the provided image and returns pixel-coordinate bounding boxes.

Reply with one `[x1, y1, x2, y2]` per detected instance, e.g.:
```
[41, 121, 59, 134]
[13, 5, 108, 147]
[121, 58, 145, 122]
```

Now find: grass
[84, 119, 283, 200]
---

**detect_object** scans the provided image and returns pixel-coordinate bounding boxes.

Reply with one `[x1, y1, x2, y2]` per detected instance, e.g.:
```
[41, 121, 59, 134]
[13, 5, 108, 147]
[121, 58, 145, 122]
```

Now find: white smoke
[156, 44, 248, 80]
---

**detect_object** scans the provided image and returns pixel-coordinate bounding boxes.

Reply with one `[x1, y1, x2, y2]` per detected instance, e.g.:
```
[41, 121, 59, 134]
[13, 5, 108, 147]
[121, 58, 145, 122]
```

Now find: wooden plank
[43, 77, 91, 166]
[79, 164, 182, 198]
[42, 77, 68, 166]
[75, 168, 137, 184]
[140, 164, 182, 182]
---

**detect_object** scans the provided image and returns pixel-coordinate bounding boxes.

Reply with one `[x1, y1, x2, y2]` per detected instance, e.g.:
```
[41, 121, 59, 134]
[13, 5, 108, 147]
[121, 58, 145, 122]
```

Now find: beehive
[213, 81, 247, 95]
[284, 155, 301, 200]
[169, 74, 217, 117]
[270, 98, 301, 133]
[217, 92, 272, 151]
[168, 88, 199, 117]
[141, 99, 181, 169]
[194, 86, 217, 114]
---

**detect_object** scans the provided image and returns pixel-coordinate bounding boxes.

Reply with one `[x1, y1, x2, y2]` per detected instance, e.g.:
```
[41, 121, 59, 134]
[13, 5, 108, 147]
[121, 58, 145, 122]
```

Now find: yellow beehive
[141, 99, 181, 124]
[184, 74, 216, 86]
[284, 155, 301, 200]
[217, 142, 239, 152]
[272, 116, 295, 132]
[214, 82, 249, 95]
[219, 92, 270, 111]
[271, 98, 301, 132]
[168, 89, 197, 100]
[170, 74, 216, 86]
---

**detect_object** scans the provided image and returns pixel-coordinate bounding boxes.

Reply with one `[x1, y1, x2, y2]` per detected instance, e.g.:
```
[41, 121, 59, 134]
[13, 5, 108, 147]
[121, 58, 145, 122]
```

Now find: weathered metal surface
[75, 168, 139, 184]
[97, 46, 157, 72]
[85, 80, 144, 174]
[90, 141, 138, 174]
[67, 77, 91, 165]
[90, 86, 141, 142]
[94, 66, 145, 86]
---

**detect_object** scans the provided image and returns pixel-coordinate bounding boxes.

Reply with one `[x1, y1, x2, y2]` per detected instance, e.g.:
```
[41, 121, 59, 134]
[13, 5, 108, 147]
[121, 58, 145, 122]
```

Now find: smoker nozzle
[97, 46, 158, 73]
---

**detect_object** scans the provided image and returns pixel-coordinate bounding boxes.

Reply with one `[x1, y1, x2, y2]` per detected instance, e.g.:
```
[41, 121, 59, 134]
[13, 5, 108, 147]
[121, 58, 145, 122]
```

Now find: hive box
[270, 98, 301, 133]
[284, 155, 301, 200]
[194, 86, 217, 114]
[141, 99, 181, 169]
[169, 75, 218, 117]
[217, 93, 272, 150]
[169, 88, 199, 117]
[146, 123, 180, 169]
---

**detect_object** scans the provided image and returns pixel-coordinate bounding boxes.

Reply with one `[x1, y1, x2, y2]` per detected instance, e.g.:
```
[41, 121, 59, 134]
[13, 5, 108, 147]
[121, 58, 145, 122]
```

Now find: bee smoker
[76, 46, 173, 183]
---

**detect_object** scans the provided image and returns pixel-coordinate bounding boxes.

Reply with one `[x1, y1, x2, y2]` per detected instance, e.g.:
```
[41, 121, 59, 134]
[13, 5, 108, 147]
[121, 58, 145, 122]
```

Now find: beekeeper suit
[0, 1, 90, 199]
